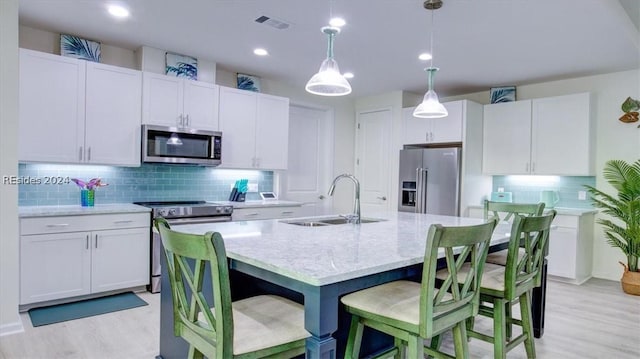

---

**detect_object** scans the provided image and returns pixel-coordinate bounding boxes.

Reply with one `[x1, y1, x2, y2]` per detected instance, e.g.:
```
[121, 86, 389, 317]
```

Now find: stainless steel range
[134, 201, 233, 293]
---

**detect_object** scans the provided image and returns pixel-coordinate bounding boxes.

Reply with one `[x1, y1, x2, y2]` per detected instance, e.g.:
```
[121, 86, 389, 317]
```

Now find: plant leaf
[621, 97, 640, 113]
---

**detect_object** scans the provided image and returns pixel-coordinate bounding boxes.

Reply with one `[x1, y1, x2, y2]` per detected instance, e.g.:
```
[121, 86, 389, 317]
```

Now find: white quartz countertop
[210, 200, 303, 209]
[171, 211, 510, 286]
[19, 203, 151, 217]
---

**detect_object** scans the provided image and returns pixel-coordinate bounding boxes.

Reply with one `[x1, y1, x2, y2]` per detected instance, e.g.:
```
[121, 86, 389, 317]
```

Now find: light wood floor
[0, 278, 638, 358]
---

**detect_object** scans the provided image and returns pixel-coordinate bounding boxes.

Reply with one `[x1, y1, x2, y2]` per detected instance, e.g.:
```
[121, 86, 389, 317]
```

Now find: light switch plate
[578, 191, 587, 200]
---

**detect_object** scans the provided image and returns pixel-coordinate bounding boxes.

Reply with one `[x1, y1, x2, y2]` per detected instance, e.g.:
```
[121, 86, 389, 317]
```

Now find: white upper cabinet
[218, 86, 290, 170]
[218, 87, 256, 169]
[255, 94, 290, 169]
[531, 93, 593, 175]
[482, 93, 593, 175]
[19, 49, 86, 163]
[482, 100, 532, 174]
[401, 101, 463, 145]
[85, 62, 142, 166]
[142, 72, 219, 130]
[19, 49, 142, 166]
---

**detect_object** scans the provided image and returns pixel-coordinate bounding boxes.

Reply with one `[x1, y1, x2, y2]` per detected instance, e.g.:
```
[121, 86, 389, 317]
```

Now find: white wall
[0, 0, 23, 336]
[19, 26, 217, 84]
[447, 69, 640, 281]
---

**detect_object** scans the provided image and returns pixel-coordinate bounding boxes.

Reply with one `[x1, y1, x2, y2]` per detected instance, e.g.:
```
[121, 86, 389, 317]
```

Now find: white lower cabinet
[90, 228, 150, 293]
[20, 232, 92, 304]
[547, 213, 594, 284]
[20, 213, 150, 305]
[231, 206, 301, 221]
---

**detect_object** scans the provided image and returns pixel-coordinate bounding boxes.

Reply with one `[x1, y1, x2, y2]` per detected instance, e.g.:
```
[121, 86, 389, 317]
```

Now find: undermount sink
[280, 217, 385, 227]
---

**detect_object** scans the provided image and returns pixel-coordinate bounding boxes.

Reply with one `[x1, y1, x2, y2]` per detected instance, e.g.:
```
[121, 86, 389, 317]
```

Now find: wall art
[237, 73, 261, 92]
[60, 34, 101, 62]
[490, 86, 516, 104]
[165, 52, 198, 80]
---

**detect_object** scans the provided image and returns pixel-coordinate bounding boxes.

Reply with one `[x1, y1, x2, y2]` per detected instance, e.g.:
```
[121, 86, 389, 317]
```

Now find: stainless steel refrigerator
[398, 147, 461, 215]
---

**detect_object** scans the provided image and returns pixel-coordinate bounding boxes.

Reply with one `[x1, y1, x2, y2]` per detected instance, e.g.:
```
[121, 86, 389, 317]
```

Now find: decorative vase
[620, 262, 640, 296]
[80, 189, 95, 207]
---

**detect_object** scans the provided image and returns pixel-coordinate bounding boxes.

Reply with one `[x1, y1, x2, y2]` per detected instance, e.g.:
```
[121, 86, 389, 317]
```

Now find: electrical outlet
[248, 182, 258, 192]
[497, 187, 505, 193]
[578, 191, 587, 200]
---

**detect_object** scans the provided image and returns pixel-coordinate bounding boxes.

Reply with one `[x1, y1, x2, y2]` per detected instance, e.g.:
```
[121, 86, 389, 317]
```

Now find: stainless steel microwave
[142, 125, 222, 166]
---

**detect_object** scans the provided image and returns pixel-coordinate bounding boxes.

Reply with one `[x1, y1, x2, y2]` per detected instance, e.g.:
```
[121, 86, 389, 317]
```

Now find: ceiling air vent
[255, 15, 291, 30]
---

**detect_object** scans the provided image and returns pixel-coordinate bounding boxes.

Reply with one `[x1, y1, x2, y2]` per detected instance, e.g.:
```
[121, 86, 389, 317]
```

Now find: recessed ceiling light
[329, 17, 346, 27]
[253, 48, 269, 56]
[418, 53, 432, 61]
[107, 5, 130, 18]
[343, 72, 354, 79]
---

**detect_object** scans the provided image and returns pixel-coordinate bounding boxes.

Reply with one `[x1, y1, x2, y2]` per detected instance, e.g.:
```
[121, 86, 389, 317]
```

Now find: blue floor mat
[28, 292, 148, 327]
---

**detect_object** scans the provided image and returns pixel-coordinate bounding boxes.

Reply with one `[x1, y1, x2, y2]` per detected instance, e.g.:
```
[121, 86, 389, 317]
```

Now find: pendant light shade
[166, 133, 183, 146]
[413, 67, 448, 118]
[414, 0, 447, 119]
[306, 26, 352, 96]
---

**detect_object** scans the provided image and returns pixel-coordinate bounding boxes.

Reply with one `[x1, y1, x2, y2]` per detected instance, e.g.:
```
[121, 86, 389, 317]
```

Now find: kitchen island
[157, 211, 516, 358]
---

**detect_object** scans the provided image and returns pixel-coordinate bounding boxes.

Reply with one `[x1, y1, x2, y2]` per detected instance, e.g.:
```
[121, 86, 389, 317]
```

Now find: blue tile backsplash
[17, 163, 273, 206]
[492, 175, 595, 209]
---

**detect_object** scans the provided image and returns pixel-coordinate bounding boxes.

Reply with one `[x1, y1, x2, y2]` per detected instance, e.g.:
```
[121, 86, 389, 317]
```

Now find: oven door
[150, 215, 231, 293]
[142, 124, 222, 166]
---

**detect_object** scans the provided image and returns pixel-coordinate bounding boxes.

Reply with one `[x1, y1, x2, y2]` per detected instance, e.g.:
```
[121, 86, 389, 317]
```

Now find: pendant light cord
[430, 7, 435, 69]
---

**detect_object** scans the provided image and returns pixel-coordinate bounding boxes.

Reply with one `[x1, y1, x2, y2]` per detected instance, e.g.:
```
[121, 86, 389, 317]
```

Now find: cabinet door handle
[86, 235, 89, 250]
[46, 223, 69, 228]
[281, 211, 294, 215]
[79, 146, 83, 161]
[318, 195, 325, 200]
[87, 147, 91, 161]
[526, 162, 530, 172]
[245, 213, 259, 217]
[95, 234, 99, 248]
[186, 114, 190, 127]
[532, 162, 536, 173]
[377, 196, 387, 201]
[113, 220, 133, 224]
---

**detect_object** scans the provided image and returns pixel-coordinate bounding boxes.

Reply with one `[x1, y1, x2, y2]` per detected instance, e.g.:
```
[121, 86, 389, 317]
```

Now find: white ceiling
[18, 0, 640, 98]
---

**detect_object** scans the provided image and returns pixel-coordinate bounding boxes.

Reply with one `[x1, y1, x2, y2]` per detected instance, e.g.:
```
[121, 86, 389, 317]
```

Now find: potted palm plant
[585, 159, 640, 295]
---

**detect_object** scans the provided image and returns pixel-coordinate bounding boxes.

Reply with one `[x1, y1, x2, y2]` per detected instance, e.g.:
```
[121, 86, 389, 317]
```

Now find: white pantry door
[281, 105, 333, 216]
[356, 108, 392, 213]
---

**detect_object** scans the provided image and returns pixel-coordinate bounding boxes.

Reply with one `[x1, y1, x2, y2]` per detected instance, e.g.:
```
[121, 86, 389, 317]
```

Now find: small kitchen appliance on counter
[133, 200, 233, 293]
[228, 179, 248, 202]
[490, 191, 513, 203]
[540, 190, 559, 208]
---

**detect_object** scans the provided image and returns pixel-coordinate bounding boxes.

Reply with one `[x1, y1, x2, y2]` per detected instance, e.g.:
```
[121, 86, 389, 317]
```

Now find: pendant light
[305, 26, 352, 96]
[413, 0, 448, 118]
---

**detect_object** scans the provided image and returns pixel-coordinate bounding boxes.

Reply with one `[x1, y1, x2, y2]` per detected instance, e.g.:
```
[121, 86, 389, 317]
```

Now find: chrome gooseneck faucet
[328, 173, 361, 224]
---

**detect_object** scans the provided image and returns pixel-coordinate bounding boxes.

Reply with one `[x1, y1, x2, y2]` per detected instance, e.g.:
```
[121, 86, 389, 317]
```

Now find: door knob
[377, 196, 387, 201]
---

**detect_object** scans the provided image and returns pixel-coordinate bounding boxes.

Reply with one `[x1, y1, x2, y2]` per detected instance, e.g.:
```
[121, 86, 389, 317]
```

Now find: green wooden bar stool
[438, 211, 556, 359]
[154, 218, 310, 359]
[340, 219, 497, 359]
[484, 201, 545, 266]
